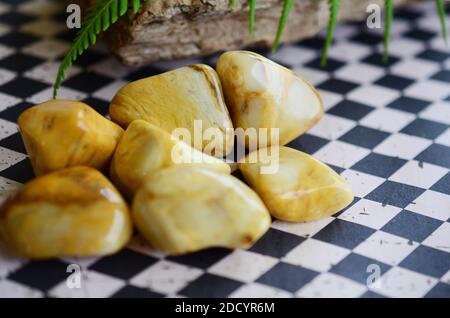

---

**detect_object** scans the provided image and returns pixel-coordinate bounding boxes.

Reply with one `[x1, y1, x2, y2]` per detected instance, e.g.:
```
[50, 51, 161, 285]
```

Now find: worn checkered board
[0, 0, 449, 298]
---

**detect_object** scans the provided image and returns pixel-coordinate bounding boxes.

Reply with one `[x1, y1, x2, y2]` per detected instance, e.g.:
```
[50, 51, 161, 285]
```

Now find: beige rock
[109, 64, 234, 157]
[18, 100, 123, 176]
[0, 166, 132, 259]
[132, 166, 271, 255]
[238, 146, 354, 222]
[216, 51, 323, 148]
[110, 119, 231, 198]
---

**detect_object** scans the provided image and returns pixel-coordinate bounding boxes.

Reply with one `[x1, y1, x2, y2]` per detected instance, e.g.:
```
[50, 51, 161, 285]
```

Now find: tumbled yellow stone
[216, 51, 323, 148]
[18, 100, 123, 176]
[110, 119, 231, 198]
[238, 146, 353, 222]
[109, 64, 234, 156]
[0, 166, 132, 259]
[132, 166, 271, 255]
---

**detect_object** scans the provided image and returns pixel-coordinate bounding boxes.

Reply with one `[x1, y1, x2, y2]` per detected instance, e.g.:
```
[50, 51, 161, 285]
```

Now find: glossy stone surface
[110, 120, 231, 198]
[238, 146, 354, 222]
[18, 100, 123, 176]
[132, 166, 271, 255]
[216, 51, 323, 148]
[109, 64, 234, 157]
[0, 166, 132, 259]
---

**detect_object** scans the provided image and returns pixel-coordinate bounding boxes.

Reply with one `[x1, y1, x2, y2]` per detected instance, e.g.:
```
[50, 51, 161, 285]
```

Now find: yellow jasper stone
[18, 99, 123, 176]
[132, 166, 271, 255]
[216, 51, 323, 148]
[110, 119, 231, 198]
[0, 166, 132, 259]
[238, 146, 354, 222]
[109, 64, 234, 157]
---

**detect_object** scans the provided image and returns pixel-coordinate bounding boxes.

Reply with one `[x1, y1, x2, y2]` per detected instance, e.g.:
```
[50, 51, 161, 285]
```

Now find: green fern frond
[436, 0, 448, 46]
[53, 0, 145, 99]
[321, 0, 340, 66]
[249, 0, 256, 37]
[230, 0, 237, 10]
[272, 0, 294, 52]
[383, 0, 393, 63]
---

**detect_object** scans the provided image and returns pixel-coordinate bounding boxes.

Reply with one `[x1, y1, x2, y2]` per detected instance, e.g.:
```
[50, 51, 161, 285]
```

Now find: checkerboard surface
[0, 0, 449, 298]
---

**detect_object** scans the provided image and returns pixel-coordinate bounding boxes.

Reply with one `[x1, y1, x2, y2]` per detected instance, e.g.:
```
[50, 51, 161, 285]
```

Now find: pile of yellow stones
[0, 51, 353, 259]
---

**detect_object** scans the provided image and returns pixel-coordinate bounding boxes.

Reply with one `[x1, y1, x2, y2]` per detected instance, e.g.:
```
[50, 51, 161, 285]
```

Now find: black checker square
[366, 181, 425, 208]
[179, 274, 243, 298]
[89, 248, 158, 280]
[0, 77, 48, 98]
[317, 78, 359, 95]
[328, 100, 374, 121]
[313, 219, 376, 249]
[387, 96, 431, 114]
[256, 262, 319, 293]
[111, 285, 164, 298]
[338, 125, 390, 149]
[351, 153, 407, 178]
[249, 228, 306, 258]
[381, 210, 443, 242]
[401, 118, 448, 140]
[400, 245, 450, 278]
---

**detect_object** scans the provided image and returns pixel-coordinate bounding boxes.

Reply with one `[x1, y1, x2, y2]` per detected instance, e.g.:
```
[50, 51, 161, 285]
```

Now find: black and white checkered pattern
[0, 0, 449, 298]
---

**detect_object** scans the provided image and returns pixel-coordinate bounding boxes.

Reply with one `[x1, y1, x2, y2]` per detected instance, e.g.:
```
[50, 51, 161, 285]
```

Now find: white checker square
[338, 199, 402, 230]
[24, 61, 81, 85]
[389, 161, 448, 189]
[359, 108, 415, 133]
[422, 223, 450, 254]
[373, 133, 432, 160]
[340, 169, 385, 198]
[386, 39, 427, 58]
[93, 80, 129, 102]
[270, 46, 316, 65]
[0, 280, 42, 298]
[327, 42, 372, 62]
[308, 114, 356, 140]
[0, 244, 26, 279]
[406, 190, 450, 221]
[18, 0, 62, 17]
[0, 147, 26, 172]
[335, 63, 384, 84]
[49, 270, 125, 298]
[0, 176, 21, 204]
[347, 85, 400, 108]
[374, 267, 437, 298]
[441, 270, 450, 285]
[405, 80, 450, 102]
[354, 231, 419, 266]
[26, 87, 87, 105]
[292, 66, 328, 86]
[229, 283, 292, 298]
[0, 44, 15, 60]
[283, 239, 350, 272]
[435, 129, 450, 147]
[313, 140, 370, 169]
[391, 58, 439, 80]
[208, 250, 278, 283]
[22, 39, 69, 60]
[419, 102, 450, 126]
[20, 19, 66, 37]
[296, 273, 367, 298]
[0, 92, 22, 112]
[0, 68, 15, 86]
[130, 260, 202, 295]
[89, 58, 131, 79]
[315, 89, 343, 111]
[271, 217, 335, 238]
[0, 118, 18, 139]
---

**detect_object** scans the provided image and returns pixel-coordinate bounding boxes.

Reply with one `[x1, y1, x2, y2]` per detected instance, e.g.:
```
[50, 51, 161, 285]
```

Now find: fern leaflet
[249, 0, 256, 37]
[272, 0, 294, 52]
[436, 0, 448, 46]
[53, 0, 145, 98]
[383, 0, 393, 63]
[321, 0, 340, 66]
